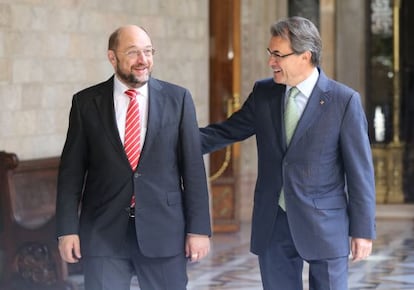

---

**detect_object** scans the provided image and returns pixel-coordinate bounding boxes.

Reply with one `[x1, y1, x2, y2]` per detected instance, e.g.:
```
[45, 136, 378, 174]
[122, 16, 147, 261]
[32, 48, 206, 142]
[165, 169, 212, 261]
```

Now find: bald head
[108, 25, 152, 51]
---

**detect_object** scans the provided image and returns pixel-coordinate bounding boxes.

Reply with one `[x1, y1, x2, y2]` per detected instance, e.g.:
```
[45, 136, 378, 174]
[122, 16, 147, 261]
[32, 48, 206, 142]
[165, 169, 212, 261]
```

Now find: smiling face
[107, 26, 154, 88]
[267, 35, 314, 87]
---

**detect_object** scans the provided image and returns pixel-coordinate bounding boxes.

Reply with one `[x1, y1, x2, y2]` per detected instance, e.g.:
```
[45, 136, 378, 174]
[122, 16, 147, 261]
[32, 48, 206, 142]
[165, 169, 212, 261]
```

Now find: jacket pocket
[166, 191, 182, 206]
[313, 194, 347, 210]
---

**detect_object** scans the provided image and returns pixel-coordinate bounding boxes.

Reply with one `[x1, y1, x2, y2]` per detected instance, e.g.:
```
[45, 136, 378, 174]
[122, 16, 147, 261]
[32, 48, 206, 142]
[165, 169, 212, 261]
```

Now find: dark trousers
[258, 207, 348, 290]
[83, 220, 188, 290]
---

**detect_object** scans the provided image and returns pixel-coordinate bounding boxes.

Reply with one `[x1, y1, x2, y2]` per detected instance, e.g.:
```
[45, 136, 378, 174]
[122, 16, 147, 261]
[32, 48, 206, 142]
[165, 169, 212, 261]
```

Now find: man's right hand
[58, 234, 82, 263]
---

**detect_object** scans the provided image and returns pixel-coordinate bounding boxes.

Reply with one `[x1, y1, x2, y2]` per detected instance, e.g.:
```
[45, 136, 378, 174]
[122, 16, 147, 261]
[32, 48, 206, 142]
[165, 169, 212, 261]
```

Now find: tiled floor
[68, 204, 414, 289]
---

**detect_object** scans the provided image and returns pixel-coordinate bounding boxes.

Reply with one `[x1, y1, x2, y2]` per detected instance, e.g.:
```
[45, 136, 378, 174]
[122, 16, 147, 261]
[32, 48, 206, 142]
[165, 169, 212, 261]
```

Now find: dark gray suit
[57, 76, 211, 289]
[201, 68, 376, 289]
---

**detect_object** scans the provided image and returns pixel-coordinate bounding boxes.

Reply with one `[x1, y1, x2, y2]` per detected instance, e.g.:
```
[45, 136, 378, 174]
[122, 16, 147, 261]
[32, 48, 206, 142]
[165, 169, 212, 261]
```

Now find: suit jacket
[201, 68, 376, 260]
[57, 76, 211, 258]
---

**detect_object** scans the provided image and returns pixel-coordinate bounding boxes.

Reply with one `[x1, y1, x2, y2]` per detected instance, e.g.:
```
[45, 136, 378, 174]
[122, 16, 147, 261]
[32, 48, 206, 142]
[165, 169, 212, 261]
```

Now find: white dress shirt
[113, 76, 148, 151]
[285, 67, 319, 118]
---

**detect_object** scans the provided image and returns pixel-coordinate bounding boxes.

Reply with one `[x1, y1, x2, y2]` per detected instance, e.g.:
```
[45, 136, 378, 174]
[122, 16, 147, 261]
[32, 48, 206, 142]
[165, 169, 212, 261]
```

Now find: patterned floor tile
[68, 207, 414, 289]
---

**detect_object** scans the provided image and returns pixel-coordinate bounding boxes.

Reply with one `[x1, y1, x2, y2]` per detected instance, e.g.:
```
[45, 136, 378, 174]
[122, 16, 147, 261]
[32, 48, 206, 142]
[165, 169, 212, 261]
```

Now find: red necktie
[124, 89, 141, 208]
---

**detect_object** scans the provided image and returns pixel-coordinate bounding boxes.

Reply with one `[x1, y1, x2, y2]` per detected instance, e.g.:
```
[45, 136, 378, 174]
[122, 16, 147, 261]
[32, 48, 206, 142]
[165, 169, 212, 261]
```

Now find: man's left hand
[351, 238, 373, 262]
[185, 234, 210, 262]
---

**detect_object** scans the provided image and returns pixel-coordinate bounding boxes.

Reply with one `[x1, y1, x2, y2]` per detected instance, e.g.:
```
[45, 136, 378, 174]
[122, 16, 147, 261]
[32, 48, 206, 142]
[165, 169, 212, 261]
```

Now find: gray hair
[270, 16, 322, 66]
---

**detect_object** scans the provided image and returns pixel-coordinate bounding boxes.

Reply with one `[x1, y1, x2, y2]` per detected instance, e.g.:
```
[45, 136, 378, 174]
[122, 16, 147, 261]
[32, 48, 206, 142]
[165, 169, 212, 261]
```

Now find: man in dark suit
[56, 25, 211, 290]
[201, 16, 376, 289]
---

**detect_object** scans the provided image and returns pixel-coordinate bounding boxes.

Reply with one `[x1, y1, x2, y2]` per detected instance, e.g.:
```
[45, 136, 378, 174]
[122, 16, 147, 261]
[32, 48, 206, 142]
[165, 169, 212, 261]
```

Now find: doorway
[209, 0, 241, 232]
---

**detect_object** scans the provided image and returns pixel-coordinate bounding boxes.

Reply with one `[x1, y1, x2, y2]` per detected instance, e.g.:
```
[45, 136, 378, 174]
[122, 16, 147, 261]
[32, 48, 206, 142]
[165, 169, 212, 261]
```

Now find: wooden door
[209, 0, 241, 232]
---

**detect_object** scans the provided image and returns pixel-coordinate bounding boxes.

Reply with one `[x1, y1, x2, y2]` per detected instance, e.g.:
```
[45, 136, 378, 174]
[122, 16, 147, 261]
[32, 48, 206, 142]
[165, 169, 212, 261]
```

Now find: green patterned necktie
[279, 87, 300, 211]
[284, 87, 300, 145]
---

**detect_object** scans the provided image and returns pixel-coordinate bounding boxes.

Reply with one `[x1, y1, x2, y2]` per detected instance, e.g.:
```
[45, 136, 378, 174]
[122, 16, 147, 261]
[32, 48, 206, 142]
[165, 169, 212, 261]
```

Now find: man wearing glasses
[201, 16, 376, 289]
[56, 25, 211, 290]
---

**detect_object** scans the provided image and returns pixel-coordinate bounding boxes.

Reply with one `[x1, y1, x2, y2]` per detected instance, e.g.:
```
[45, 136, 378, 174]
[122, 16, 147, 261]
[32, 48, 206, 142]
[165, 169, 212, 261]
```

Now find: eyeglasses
[266, 48, 296, 61]
[122, 48, 155, 59]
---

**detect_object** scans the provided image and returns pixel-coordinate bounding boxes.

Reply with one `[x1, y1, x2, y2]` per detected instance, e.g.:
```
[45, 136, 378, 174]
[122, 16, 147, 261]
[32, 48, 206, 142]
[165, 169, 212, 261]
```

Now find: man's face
[267, 36, 308, 87]
[108, 27, 154, 88]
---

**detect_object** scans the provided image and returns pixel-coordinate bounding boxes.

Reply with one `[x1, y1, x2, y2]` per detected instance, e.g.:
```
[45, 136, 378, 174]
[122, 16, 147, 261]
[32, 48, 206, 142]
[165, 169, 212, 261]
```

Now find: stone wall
[0, 0, 209, 159]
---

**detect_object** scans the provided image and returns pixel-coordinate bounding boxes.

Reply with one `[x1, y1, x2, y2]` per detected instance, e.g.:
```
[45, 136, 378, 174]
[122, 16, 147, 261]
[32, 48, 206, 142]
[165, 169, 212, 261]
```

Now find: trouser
[258, 207, 348, 290]
[83, 219, 188, 290]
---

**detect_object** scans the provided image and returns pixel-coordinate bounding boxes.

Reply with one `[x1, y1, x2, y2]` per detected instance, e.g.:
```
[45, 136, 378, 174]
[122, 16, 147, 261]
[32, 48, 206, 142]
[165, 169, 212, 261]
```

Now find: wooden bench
[0, 151, 75, 290]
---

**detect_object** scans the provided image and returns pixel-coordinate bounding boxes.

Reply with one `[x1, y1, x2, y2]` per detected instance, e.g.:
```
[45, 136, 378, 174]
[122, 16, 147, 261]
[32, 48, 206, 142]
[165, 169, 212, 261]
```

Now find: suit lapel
[289, 70, 331, 146]
[93, 77, 129, 161]
[139, 78, 165, 164]
[268, 83, 286, 148]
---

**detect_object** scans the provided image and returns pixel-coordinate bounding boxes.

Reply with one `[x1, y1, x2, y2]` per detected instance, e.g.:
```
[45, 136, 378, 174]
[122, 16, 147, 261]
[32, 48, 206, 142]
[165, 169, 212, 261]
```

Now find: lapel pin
[320, 100, 325, 105]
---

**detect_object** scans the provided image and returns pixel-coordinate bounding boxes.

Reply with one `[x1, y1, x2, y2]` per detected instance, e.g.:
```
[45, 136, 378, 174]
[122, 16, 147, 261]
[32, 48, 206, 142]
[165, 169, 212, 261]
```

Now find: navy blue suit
[201, 68, 376, 289]
[57, 76, 211, 289]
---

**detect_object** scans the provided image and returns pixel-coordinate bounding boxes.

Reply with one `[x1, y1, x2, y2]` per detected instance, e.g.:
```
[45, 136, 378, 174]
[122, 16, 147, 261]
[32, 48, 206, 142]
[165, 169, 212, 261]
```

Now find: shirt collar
[113, 75, 149, 97]
[286, 67, 319, 98]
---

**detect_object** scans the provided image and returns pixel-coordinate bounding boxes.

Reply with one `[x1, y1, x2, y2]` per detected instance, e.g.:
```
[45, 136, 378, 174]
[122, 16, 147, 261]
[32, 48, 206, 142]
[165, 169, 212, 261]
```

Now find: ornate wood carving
[0, 151, 73, 290]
